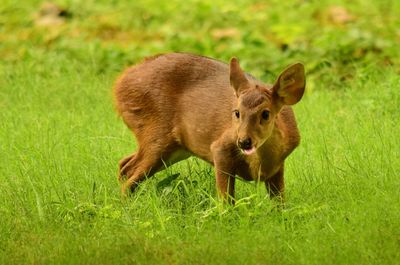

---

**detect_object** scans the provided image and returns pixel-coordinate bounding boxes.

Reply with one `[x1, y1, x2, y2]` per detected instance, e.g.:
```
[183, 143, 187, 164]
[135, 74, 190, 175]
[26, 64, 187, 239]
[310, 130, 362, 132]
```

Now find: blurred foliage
[1, 0, 399, 90]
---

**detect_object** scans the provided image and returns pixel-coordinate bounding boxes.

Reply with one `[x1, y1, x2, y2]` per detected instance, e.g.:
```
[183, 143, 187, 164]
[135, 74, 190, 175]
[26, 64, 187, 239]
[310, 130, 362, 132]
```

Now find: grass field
[1, 1, 399, 264]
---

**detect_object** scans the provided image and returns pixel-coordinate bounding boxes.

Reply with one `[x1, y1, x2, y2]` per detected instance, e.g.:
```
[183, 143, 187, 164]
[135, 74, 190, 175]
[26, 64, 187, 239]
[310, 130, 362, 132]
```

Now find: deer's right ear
[230, 58, 249, 97]
[272, 63, 305, 106]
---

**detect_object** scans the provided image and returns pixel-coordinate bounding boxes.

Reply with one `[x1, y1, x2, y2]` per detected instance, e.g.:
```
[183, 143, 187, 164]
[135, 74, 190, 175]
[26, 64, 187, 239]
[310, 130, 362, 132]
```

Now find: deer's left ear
[273, 63, 305, 105]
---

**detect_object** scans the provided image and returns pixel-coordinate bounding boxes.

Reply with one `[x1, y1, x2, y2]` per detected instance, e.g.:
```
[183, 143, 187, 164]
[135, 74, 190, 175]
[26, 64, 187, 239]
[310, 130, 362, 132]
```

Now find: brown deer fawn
[113, 53, 305, 202]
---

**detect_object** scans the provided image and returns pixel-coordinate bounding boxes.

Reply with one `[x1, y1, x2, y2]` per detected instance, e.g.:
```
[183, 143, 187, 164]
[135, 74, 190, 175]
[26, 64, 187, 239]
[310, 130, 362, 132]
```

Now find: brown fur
[113, 52, 305, 202]
[241, 89, 270, 108]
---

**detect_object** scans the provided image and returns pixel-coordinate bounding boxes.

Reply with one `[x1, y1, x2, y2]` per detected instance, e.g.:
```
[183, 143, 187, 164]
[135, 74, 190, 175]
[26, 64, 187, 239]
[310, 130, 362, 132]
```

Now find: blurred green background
[2, 0, 399, 86]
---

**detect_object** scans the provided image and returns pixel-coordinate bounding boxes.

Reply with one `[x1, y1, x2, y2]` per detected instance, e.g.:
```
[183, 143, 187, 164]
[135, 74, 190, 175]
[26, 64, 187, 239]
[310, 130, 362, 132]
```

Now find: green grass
[1, 1, 399, 264]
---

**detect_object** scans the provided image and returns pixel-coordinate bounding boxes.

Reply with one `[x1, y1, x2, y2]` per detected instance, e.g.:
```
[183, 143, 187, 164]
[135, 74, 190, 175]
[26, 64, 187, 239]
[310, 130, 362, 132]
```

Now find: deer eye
[261, 110, 270, 120]
[234, 110, 240, 119]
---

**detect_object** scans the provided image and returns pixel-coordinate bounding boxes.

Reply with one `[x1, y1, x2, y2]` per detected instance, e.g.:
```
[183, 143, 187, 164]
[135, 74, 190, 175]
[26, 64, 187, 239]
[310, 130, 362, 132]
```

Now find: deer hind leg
[118, 153, 136, 181]
[119, 146, 166, 195]
[265, 164, 285, 201]
[119, 140, 187, 196]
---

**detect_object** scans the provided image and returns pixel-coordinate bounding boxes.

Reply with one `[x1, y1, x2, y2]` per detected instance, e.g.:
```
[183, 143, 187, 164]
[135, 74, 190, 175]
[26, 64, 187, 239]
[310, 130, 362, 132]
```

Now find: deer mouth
[242, 146, 256, 155]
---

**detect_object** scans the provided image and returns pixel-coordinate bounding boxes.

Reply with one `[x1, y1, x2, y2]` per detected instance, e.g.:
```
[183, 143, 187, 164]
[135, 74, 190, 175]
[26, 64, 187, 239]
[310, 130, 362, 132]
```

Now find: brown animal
[113, 53, 305, 202]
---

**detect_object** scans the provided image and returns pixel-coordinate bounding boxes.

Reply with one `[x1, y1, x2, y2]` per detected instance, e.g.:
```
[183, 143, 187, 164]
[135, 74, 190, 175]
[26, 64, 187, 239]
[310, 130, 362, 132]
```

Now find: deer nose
[238, 137, 252, 150]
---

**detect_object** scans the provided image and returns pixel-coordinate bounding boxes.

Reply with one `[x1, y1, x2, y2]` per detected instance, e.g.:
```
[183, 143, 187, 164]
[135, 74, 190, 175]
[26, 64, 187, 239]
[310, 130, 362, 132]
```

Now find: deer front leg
[211, 142, 236, 204]
[215, 166, 235, 204]
[265, 164, 285, 201]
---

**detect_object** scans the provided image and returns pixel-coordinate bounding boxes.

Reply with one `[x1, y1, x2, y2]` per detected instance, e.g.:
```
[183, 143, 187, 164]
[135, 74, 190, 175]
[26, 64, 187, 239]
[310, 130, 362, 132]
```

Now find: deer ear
[273, 63, 305, 105]
[230, 57, 249, 96]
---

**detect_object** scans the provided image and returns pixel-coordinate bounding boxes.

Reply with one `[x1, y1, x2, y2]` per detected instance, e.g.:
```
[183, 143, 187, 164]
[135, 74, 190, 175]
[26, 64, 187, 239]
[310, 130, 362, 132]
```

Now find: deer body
[113, 53, 305, 201]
